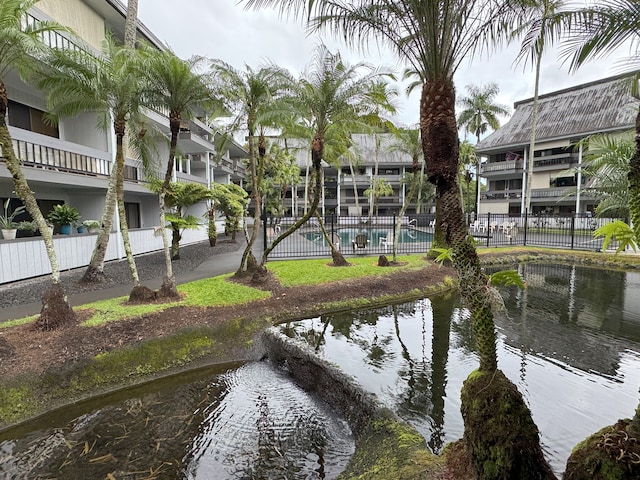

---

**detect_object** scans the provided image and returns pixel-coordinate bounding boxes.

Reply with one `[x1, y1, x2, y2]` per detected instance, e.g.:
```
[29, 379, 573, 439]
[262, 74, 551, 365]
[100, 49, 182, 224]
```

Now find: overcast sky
[138, 0, 628, 141]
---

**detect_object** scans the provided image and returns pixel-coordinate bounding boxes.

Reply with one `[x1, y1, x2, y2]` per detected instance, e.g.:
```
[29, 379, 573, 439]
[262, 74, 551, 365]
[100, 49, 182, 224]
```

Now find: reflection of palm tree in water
[392, 296, 454, 453]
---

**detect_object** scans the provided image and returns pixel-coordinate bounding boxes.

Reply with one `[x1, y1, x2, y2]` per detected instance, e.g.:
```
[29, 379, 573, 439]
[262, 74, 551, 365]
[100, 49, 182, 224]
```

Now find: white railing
[0, 226, 210, 284]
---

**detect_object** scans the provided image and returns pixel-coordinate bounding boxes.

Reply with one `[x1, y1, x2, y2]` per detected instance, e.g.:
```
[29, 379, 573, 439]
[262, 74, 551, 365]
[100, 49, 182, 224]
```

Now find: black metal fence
[263, 212, 625, 260]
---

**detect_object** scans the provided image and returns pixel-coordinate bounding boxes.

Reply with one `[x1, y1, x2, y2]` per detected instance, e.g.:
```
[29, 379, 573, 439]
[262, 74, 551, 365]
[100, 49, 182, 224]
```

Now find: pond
[279, 263, 640, 474]
[1, 263, 639, 478]
[0, 362, 354, 479]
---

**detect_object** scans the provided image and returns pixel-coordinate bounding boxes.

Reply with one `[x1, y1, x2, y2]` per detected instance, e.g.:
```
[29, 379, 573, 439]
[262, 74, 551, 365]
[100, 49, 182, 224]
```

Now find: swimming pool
[302, 227, 432, 246]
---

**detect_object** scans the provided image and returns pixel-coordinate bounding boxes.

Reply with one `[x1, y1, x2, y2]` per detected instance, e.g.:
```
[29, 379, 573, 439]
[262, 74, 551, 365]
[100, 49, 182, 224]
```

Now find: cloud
[138, 0, 629, 130]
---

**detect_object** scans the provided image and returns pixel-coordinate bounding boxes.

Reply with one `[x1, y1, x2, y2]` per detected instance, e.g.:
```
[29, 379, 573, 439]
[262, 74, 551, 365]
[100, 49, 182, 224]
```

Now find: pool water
[303, 227, 432, 246]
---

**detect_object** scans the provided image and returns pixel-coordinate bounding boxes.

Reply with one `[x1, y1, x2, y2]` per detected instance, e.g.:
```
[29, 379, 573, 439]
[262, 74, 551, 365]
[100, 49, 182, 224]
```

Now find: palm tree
[38, 34, 149, 300]
[513, 0, 567, 214]
[457, 83, 509, 213]
[387, 127, 423, 262]
[243, 1, 555, 477]
[161, 182, 213, 259]
[260, 45, 394, 268]
[561, 0, 640, 240]
[209, 59, 293, 276]
[574, 132, 633, 218]
[137, 45, 217, 297]
[558, 5, 640, 476]
[0, 0, 75, 330]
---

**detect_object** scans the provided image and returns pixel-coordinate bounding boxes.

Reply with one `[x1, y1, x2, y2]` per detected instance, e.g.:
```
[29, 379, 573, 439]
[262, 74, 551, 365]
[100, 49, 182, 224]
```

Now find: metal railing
[264, 212, 626, 259]
[265, 213, 436, 259]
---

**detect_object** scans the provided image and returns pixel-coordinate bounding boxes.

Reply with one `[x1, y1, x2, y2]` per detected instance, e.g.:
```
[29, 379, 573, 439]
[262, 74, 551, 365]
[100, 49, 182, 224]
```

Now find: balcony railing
[481, 160, 524, 174]
[3, 134, 111, 177]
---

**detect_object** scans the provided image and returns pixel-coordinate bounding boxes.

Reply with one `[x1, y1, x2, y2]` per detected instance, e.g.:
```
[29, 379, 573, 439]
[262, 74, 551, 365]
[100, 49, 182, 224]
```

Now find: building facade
[0, 0, 247, 283]
[476, 75, 638, 216]
[281, 133, 431, 218]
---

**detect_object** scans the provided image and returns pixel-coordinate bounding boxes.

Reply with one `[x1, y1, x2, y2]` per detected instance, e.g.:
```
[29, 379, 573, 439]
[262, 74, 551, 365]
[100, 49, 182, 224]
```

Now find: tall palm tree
[209, 59, 293, 276]
[39, 34, 147, 298]
[261, 45, 394, 268]
[513, 0, 567, 214]
[243, 1, 555, 477]
[457, 82, 509, 213]
[0, 0, 75, 330]
[137, 45, 217, 297]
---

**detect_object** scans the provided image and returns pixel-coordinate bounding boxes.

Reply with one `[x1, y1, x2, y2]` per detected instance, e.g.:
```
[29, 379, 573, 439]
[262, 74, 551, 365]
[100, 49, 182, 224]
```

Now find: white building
[476, 74, 638, 216]
[0, 0, 247, 284]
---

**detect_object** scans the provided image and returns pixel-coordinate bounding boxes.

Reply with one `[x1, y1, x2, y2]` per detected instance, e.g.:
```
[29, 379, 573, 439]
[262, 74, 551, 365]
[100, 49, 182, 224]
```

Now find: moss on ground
[337, 409, 445, 480]
[0, 317, 271, 428]
[564, 419, 640, 480]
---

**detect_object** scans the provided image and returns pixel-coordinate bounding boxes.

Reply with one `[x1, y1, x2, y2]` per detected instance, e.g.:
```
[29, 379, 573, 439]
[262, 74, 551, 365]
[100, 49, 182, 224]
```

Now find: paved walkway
[0, 238, 259, 323]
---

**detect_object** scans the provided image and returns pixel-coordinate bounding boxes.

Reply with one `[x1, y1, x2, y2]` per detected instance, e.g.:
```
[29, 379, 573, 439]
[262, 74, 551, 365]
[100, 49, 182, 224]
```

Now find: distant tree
[457, 83, 509, 213]
[210, 183, 249, 242]
[210, 60, 293, 276]
[150, 181, 212, 259]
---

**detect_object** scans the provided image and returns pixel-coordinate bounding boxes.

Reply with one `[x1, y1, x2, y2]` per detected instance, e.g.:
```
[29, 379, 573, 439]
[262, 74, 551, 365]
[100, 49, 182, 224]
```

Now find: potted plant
[1, 199, 26, 240]
[82, 219, 101, 234]
[47, 204, 81, 235]
[16, 220, 37, 237]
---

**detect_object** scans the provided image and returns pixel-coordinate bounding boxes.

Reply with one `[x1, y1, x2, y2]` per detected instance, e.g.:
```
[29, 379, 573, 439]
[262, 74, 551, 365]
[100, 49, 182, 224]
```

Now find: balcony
[3, 127, 111, 179]
[481, 160, 524, 178]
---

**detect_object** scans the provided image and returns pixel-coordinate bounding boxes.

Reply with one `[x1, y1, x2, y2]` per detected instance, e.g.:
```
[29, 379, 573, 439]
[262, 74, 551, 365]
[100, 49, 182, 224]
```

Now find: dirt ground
[0, 260, 455, 382]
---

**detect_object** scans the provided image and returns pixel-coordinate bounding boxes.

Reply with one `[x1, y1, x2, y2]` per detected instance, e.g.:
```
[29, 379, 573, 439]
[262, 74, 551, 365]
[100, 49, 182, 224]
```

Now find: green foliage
[489, 269, 526, 289]
[165, 213, 201, 230]
[210, 182, 248, 235]
[0, 198, 26, 229]
[431, 247, 455, 265]
[594, 220, 638, 253]
[46, 203, 81, 227]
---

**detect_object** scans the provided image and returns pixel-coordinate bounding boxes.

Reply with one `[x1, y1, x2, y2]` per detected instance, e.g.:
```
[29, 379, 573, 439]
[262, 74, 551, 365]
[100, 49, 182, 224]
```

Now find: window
[8, 100, 59, 138]
[125, 203, 141, 229]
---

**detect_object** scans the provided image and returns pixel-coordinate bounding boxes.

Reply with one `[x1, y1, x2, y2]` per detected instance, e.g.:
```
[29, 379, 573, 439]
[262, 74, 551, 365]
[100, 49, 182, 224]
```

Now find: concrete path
[0, 237, 260, 323]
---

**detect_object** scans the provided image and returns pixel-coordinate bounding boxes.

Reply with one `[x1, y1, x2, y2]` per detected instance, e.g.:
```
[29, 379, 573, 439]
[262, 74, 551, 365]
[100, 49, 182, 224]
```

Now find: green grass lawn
[2, 255, 430, 328]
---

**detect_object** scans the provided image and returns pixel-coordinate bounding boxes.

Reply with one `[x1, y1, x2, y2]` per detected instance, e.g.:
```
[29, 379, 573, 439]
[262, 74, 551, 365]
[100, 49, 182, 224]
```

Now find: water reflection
[0, 362, 354, 480]
[184, 362, 354, 479]
[280, 264, 640, 474]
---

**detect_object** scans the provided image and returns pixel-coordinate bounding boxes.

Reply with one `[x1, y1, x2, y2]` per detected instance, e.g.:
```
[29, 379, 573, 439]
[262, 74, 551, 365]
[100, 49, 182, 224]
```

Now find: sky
[138, 0, 629, 141]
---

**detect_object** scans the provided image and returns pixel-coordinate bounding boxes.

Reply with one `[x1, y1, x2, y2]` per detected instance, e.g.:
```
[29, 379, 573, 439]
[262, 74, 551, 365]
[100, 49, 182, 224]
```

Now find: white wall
[0, 227, 209, 284]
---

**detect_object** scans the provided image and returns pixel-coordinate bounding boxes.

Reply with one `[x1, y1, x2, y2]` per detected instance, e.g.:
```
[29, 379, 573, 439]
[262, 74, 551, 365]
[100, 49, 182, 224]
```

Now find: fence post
[486, 212, 491, 247]
[570, 215, 575, 250]
[523, 210, 528, 246]
[263, 207, 268, 254]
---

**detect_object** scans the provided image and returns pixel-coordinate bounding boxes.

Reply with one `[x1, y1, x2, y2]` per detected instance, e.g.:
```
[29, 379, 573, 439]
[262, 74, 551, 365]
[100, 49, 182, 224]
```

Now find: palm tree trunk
[0, 90, 75, 330]
[123, 0, 138, 48]
[157, 114, 180, 297]
[525, 52, 542, 214]
[237, 131, 263, 275]
[349, 158, 360, 214]
[314, 210, 348, 266]
[116, 154, 139, 288]
[421, 78, 497, 372]
[80, 130, 121, 284]
[393, 172, 419, 263]
[260, 134, 324, 266]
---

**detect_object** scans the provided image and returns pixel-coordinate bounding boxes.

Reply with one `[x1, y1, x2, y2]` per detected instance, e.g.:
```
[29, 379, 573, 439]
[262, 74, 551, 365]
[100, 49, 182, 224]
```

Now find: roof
[347, 133, 412, 165]
[476, 74, 639, 153]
